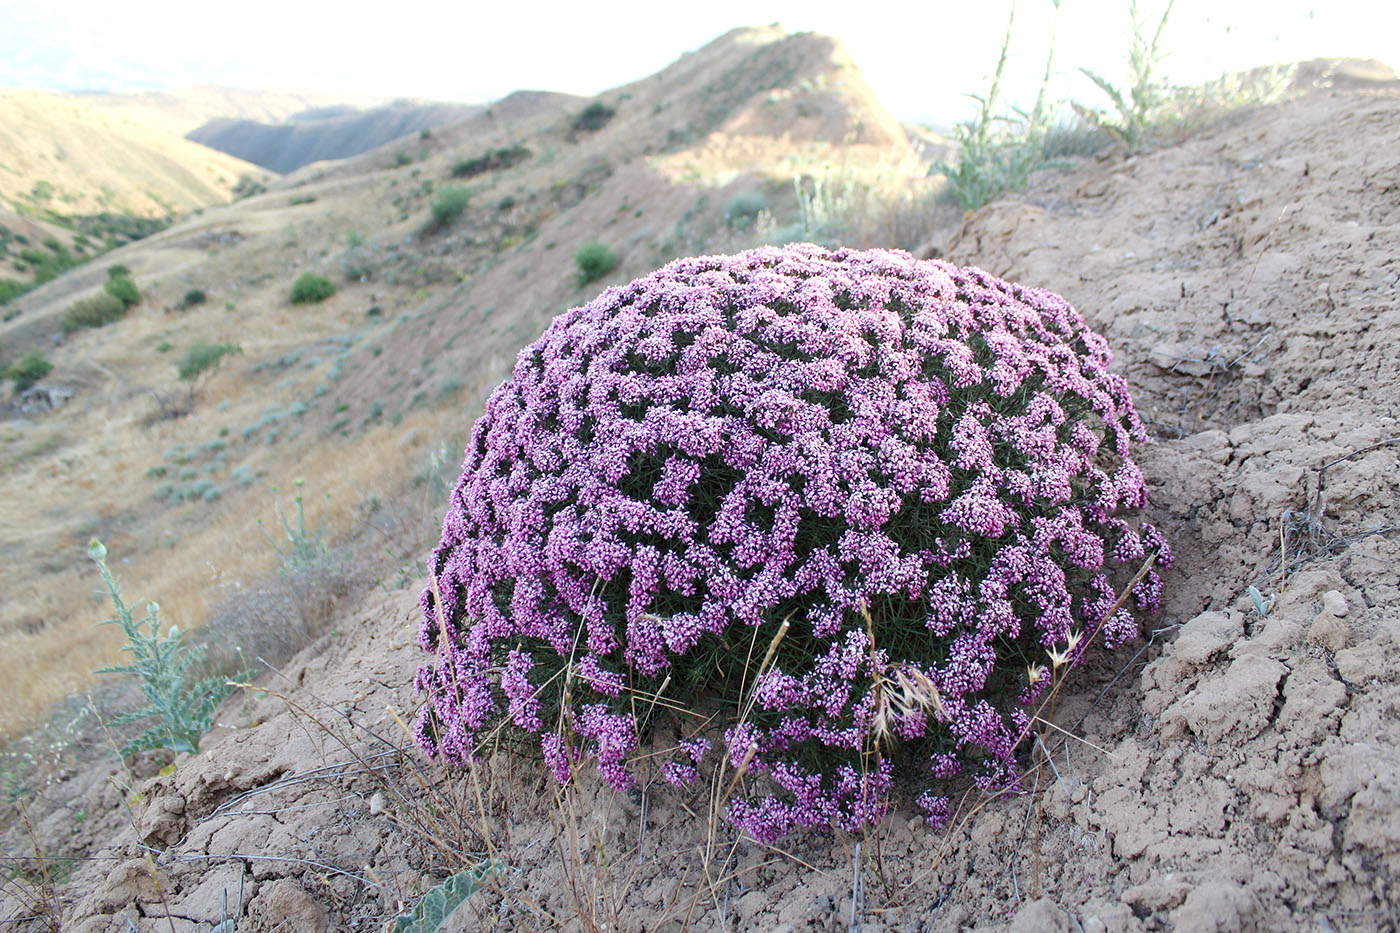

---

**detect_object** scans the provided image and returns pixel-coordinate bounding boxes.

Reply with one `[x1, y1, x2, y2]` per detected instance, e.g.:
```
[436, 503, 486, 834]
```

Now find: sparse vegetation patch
[61, 291, 127, 332]
[573, 101, 616, 132]
[450, 143, 532, 179]
[2, 350, 53, 392]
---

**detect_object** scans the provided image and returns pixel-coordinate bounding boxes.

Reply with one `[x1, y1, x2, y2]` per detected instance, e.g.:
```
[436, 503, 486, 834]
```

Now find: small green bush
[180, 288, 207, 309]
[2, 350, 53, 392]
[573, 240, 618, 286]
[450, 144, 531, 179]
[0, 279, 26, 305]
[106, 264, 131, 279]
[290, 273, 336, 304]
[430, 186, 472, 226]
[104, 274, 141, 308]
[574, 101, 616, 132]
[62, 292, 128, 332]
[177, 341, 242, 382]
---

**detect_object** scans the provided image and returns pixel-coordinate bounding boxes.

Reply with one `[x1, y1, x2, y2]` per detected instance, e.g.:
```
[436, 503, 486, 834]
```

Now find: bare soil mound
[5, 76, 1397, 933]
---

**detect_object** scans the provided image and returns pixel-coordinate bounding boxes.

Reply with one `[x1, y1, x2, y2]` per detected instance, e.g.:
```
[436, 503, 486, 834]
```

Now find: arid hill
[0, 22, 928, 743]
[1, 27, 1396, 933]
[0, 89, 267, 218]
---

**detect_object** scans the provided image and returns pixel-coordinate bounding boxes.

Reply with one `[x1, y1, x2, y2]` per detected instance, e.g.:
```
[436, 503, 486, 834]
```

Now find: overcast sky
[0, 1, 1390, 125]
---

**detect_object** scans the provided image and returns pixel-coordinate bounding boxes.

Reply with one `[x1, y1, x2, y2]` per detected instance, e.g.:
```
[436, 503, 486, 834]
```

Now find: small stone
[369, 791, 388, 815]
[1322, 590, 1349, 617]
[1308, 613, 1349, 651]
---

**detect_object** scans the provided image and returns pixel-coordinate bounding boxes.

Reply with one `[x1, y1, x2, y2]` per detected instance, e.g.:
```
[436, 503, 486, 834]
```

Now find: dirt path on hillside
[7, 82, 1398, 933]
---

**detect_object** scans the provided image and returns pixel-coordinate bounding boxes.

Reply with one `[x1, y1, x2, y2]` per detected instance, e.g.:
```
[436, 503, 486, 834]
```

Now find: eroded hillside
[2, 31, 1396, 933]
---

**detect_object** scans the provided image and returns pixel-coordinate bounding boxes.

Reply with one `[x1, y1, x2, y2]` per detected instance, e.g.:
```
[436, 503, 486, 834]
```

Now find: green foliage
[395, 151, 414, 167]
[391, 860, 504, 933]
[61, 291, 127, 332]
[103, 273, 141, 308]
[574, 101, 616, 132]
[232, 175, 266, 200]
[88, 539, 238, 757]
[1075, 0, 1176, 151]
[107, 264, 131, 279]
[0, 279, 25, 305]
[14, 241, 81, 286]
[573, 240, 618, 286]
[177, 341, 242, 382]
[450, 143, 531, 179]
[429, 186, 472, 227]
[933, 0, 1062, 211]
[2, 350, 53, 392]
[290, 273, 336, 304]
[180, 288, 207, 309]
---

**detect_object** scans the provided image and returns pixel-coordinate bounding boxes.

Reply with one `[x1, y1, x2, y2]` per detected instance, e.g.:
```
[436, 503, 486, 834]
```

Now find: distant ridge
[187, 101, 486, 172]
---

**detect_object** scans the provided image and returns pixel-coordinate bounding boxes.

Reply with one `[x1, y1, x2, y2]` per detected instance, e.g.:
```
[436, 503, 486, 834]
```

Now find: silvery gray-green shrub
[89, 539, 238, 757]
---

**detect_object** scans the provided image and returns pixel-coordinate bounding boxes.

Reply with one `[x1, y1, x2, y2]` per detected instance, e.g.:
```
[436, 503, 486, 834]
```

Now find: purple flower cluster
[415, 244, 1168, 842]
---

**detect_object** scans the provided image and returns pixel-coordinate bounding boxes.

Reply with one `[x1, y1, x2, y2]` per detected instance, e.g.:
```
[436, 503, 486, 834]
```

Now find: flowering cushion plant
[415, 244, 1169, 842]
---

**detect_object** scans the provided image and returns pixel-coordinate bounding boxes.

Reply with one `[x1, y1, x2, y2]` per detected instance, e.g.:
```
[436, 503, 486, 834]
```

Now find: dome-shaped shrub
[416, 244, 1169, 842]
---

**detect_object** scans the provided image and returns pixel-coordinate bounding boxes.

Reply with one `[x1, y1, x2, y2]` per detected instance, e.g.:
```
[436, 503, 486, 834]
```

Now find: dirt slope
[3, 46, 1397, 933]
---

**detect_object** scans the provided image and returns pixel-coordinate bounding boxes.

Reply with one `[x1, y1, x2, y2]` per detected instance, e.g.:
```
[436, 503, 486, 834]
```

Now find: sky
[0, 1, 1391, 126]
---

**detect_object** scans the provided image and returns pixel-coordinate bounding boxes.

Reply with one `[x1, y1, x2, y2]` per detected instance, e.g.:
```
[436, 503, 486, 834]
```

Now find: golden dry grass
[0, 25, 954, 744]
[0, 89, 266, 218]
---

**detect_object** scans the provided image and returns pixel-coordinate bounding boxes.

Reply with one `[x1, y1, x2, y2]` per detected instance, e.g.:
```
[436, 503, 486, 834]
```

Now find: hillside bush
[414, 244, 1170, 841]
[572, 240, 617, 285]
[179, 288, 207, 309]
[177, 341, 242, 382]
[429, 186, 472, 228]
[2, 350, 53, 392]
[61, 291, 127, 332]
[574, 101, 616, 132]
[450, 143, 532, 179]
[290, 273, 336, 304]
[103, 272, 141, 308]
[725, 192, 770, 230]
[0, 279, 26, 305]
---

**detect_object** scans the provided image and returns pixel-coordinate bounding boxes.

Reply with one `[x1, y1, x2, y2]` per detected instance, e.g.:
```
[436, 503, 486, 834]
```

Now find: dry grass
[0, 89, 263, 218]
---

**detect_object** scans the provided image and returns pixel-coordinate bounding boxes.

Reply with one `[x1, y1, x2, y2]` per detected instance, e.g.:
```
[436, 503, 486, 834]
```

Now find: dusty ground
[1, 46, 1397, 933]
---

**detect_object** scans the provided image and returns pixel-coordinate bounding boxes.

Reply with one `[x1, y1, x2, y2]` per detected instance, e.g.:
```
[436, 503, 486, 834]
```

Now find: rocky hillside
[2, 27, 1395, 933]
